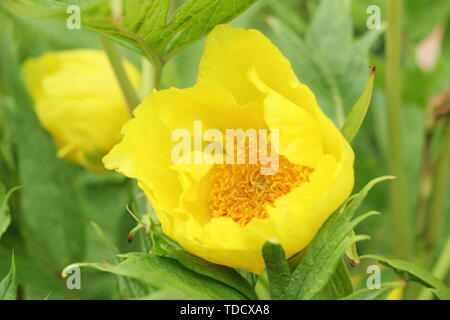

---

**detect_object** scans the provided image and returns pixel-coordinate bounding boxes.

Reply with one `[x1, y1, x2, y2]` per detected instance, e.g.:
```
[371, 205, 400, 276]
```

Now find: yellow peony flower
[22, 49, 140, 172]
[104, 25, 354, 274]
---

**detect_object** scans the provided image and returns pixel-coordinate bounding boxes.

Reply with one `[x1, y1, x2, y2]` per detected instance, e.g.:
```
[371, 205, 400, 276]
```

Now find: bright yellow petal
[22, 49, 140, 171]
[262, 85, 324, 167]
[198, 24, 300, 105]
[170, 151, 215, 225]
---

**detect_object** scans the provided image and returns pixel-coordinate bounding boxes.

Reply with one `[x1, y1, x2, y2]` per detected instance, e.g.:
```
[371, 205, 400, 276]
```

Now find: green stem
[139, 57, 153, 97]
[385, 0, 413, 260]
[416, 102, 435, 237]
[137, 38, 164, 90]
[100, 37, 140, 113]
[152, 61, 163, 90]
[109, 0, 122, 23]
[417, 235, 450, 300]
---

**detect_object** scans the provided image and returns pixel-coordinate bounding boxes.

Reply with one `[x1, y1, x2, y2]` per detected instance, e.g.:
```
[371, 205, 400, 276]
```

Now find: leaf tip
[349, 258, 360, 267]
[127, 232, 134, 243]
[268, 237, 280, 245]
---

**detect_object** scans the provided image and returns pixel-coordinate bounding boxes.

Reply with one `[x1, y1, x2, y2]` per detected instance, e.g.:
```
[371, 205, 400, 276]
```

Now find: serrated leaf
[150, 221, 257, 299]
[362, 254, 450, 300]
[0, 253, 17, 300]
[64, 254, 247, 300]
[285, 176, 393, 300]
[162, 0, 259, 58]
[7, 0, 259, 61]
[262, 239, 291, 300]
[341, 282, 403, 300]
[341, 66, 376, 142]
[121, 0, 171, 42]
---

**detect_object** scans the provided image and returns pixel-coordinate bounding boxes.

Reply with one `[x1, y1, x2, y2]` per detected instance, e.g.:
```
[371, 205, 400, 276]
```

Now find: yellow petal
[22, 49, 140, 171]
[262, 84, 324, 167]
[198, 24, 300, 105]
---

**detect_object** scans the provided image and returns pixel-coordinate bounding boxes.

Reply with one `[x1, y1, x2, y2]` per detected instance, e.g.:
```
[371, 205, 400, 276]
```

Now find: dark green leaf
[285, 176, 393, 300]
[312, 258, 354, 300]
[64, 253, 247, 300]
[150, 221, 257, 299]
[6, 0, 259, 61]
[262, 239, 291, 300]
[162, 0, 259, 58]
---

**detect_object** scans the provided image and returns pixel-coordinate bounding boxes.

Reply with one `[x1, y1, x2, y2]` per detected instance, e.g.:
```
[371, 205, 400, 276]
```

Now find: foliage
[0, 0, 448, 300]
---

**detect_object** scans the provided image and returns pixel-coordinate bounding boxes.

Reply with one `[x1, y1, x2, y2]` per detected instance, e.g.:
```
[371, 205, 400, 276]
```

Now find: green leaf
[262, 239, 291, 300]
[64, 254, 248, 300]
[285, 176, 393, 300]
[341, 66, 376, 142]
[161, 0, 259, 58]
[80, 0, 172, 57]
[0, 14, 86, 270]
[75, 171, 147, 299]
[362, 254, 450, 300]
[90, 222, 151, 299]
[138, 289, 189, 300]
[267, 0, 382, 125]
[7, 0, 259, 60]
[0, 186, 20, 240]
[0, 253, 17, 300]
[0, 246, 69, 297]
[150, 221, 257, 299]
[312, 258, 354, 300]
[341, 282, 403, 300]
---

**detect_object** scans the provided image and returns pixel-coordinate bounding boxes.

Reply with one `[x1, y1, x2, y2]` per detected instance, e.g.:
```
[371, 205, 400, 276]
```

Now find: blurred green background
[0, 0, 449, 299]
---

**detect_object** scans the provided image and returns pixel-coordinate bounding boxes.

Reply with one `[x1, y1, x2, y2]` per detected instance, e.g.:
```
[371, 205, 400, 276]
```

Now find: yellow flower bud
[104, 25, 354, 274]
[22, 49, 140, 172]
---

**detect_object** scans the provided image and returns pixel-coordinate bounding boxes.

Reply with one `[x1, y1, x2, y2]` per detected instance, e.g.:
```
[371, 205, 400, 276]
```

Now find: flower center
[209, 155, 314, 226]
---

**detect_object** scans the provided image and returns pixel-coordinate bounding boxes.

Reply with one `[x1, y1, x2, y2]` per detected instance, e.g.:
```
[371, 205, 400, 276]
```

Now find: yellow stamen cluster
[209, 155, 314, 226]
